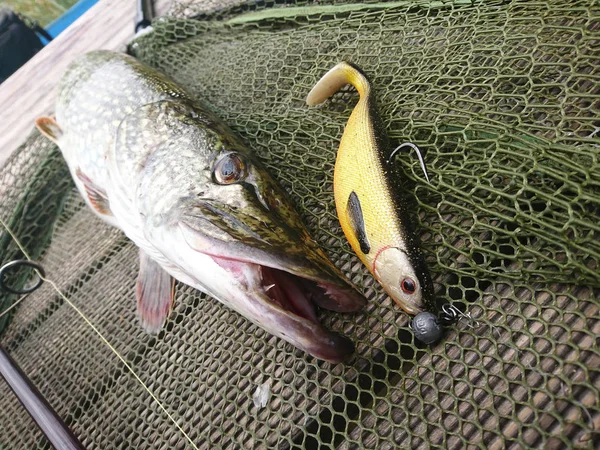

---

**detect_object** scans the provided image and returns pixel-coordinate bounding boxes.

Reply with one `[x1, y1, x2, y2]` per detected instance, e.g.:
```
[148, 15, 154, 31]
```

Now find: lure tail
[307, 62, 431, 184]
[306, 62, 371, 106]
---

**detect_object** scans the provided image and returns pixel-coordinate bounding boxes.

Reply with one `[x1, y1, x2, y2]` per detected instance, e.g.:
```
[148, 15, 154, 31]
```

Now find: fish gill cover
[0, 0, 598, 448]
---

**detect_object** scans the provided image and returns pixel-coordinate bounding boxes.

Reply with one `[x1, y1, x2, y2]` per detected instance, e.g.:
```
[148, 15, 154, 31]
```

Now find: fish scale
[56, 51, 191, 192]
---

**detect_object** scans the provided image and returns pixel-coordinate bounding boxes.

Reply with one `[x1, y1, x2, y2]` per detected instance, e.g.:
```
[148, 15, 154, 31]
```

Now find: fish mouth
[208, 254, 365, 363]
[175, 180, 367, 362]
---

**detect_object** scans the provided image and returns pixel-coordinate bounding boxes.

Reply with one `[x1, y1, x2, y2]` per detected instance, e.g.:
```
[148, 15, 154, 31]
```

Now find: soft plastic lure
[307, 62, 435, 315]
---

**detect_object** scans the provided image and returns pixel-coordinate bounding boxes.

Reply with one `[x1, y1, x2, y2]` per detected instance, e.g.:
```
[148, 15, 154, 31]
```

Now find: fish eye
[213, 153, 246, 185]
[401, 277, 416, 294]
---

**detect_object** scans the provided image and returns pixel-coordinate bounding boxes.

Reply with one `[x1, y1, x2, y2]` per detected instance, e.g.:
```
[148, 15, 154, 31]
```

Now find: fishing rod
[0, 3, 157, 447]
[0, 260, 85, 450]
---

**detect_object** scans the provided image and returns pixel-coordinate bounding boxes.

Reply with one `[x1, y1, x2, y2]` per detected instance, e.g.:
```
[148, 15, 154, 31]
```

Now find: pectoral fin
[136, 250, 175, 334]
[346, 191, 371, 254]
[35, 116, 63, 143]
[75, 168, 112, 216]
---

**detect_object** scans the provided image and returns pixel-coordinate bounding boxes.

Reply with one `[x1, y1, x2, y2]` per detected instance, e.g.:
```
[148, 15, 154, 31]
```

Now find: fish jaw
[177, 217, 366, 312]
[150, 228, 360, 363]
[214, 259, 356, 363]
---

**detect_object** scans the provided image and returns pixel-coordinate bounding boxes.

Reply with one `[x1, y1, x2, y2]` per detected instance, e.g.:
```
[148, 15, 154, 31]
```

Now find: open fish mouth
[260, 266, 322, 323]
[260, 265, 363, 320]
[208, 253, 366, 363]
[175, 186, 368, 362]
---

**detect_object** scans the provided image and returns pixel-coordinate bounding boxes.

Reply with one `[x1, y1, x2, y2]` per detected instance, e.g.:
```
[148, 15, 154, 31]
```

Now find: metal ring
[0, 260, 45, 295]
[441, 303, 459, 319]
[438, 303, 459, 325]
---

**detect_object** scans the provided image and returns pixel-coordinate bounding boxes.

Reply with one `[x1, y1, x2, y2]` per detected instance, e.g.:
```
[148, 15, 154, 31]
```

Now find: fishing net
[1, 0, 599, 448]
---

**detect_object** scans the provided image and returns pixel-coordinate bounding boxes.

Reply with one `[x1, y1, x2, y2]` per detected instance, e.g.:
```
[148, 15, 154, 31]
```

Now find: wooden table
[0, 0, 170, 168]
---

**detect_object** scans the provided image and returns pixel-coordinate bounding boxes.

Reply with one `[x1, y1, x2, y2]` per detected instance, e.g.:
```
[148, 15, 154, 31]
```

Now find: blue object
[41, 0, 99, 44]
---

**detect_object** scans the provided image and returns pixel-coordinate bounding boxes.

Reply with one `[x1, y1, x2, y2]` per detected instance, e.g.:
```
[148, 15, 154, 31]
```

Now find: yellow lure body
[307, 62, 434, 314]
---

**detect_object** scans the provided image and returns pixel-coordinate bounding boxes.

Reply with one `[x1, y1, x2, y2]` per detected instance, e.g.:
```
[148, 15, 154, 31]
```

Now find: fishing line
[0, 217, 200, 450]
[0, 293, 30, 319]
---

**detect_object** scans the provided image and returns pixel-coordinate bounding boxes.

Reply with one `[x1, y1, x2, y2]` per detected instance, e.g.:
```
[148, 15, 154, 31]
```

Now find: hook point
[390, 142, 430, 183]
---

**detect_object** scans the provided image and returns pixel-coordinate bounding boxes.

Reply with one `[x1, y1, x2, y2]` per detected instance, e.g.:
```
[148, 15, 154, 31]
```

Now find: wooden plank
[0, 0, 171, 168]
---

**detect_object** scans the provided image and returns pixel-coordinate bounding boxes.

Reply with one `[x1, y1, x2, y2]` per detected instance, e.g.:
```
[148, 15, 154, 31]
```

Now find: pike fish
[307, 62, 435, 315]
[35, 51, 366, 363]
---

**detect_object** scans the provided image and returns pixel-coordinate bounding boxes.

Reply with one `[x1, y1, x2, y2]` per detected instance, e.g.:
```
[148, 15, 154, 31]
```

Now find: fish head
[175, 147, 349, 284]
[372, 246, 435, 315]
[127, 101, 366, 362]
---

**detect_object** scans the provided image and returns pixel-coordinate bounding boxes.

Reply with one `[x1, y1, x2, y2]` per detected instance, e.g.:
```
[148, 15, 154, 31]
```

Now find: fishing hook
[0, 260, 85, 449]
[439, 303, 479, 329]
[0, 260, 45, 295]
[389, 142, 430, 183]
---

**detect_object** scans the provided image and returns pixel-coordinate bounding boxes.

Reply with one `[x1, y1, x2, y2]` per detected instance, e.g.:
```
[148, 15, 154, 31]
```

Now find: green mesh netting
[1, 0, 599, 448]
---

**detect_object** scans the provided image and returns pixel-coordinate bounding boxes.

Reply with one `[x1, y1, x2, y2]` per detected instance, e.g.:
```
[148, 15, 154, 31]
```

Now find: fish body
[306, 62, 435, 314]
[36, 51, 366, 363]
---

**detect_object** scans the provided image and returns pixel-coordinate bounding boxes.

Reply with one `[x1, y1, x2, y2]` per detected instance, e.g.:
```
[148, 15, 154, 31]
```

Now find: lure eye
[401, 277, 416, 295]
[213, 153, 246, 185]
